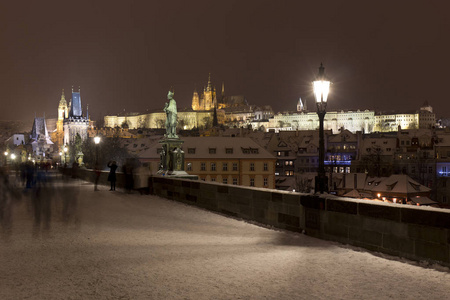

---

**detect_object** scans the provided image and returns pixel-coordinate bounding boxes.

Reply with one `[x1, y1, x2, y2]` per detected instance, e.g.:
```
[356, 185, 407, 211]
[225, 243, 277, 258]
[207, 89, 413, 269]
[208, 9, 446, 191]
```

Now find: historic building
[55, 89, 68, 147]
[63, 88, 89, 145]
[135, 136, 276, 189]
[263, 100, 436, 134]
[104, 75, 273, 130]
[29, 116, 54, 159]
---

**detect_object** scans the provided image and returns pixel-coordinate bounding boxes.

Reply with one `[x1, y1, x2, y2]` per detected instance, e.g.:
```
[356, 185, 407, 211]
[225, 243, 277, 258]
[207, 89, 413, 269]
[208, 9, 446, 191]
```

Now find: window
[429, 166, 433, 174]
[233, 178, 238, 185]
[250, 178, 255, 186]
[187, 163, 192, 171]
[223, 163, 228, 171]
[263, 177, 268, 187]
[188, 148, 196, 154]
[209, 148, 216, 154]
[277, 151, 281, 156]
[285, 161, 289, 166]
[250, 163, 255, 171]
[211, 163, 216, 171]
[263, 163, 268, 171]
[201, 163, 206, 171]
[386, 148, 391, 152]
[226, 148, 233, 154]
[233, 163, 238, 171]
[223, 178, 228, 184]
[211, 177, 216, 182]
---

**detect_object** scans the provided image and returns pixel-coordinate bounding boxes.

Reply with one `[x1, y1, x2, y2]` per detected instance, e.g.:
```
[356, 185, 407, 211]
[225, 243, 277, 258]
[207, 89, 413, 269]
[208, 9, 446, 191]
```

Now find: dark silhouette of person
[123, 161, 134, 194]
[107, 161, 118, 191]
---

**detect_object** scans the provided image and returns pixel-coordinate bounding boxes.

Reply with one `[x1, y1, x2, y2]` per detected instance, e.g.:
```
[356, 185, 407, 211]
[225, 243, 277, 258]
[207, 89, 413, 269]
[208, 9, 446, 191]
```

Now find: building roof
[370, 174, 431, 195]
[137, 136, 276, 160]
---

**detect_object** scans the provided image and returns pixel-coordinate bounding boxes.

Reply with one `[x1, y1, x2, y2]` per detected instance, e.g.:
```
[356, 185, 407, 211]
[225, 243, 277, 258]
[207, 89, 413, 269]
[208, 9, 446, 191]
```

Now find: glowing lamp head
[4, 151, 8, 156]
[313, 63, 331, 104]
[94, 136, 101, 144]
[63, 146, 68, 153]
[11, 154, 16, 160]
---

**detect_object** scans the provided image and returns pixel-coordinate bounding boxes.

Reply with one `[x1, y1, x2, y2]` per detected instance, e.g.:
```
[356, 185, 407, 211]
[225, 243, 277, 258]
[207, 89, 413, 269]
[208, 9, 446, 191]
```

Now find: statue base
[158, 138, 196, 178]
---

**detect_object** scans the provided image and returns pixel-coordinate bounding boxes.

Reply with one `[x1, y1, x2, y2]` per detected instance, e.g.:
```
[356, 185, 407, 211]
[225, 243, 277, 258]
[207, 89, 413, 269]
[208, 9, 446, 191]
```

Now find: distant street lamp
[4, 151, 8, 166]
[94, 136, 101, 165]
[59, 151, 63, 165]
[314, 63, 331, 194]
[63, 145, 68, 164]
[94, 136, 101, 191]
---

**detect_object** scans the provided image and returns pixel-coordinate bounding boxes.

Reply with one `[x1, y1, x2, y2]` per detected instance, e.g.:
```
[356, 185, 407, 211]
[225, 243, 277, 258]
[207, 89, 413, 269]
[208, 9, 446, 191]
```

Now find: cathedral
[191, 74, 219, 111]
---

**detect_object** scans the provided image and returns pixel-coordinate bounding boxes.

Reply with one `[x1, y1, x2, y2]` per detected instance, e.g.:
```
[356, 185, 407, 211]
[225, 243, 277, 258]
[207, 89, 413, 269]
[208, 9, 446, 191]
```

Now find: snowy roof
[409, 196, 437, 206]
[137, 137, 276, 160]
[370, 174, 431, 194]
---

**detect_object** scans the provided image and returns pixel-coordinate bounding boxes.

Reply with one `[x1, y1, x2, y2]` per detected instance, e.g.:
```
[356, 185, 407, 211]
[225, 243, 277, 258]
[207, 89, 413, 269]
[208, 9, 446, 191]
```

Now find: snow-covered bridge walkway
[1, 176, 449, 299]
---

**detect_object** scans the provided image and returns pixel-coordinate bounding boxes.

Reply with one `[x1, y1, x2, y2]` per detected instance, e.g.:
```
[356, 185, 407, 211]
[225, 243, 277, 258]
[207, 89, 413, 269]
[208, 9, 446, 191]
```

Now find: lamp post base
[314, 175, 328, 194]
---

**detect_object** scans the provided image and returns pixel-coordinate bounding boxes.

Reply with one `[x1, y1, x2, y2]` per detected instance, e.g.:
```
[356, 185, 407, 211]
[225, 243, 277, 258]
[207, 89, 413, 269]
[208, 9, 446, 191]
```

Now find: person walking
[107, 161, 118, 191]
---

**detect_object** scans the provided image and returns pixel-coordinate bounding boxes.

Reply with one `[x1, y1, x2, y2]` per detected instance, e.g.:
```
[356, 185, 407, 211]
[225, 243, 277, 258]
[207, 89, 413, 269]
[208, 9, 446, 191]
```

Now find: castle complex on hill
[105, 74, 436, 134]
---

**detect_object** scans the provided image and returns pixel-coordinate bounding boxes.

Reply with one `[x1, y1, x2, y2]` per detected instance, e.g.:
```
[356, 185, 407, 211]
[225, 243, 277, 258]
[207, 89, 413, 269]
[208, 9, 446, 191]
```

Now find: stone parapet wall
[149, 176, 450, 267]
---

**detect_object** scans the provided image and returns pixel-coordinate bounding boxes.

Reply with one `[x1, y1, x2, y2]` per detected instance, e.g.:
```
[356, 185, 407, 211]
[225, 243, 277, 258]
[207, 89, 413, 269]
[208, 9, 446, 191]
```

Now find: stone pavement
[0, 174, 449, 299]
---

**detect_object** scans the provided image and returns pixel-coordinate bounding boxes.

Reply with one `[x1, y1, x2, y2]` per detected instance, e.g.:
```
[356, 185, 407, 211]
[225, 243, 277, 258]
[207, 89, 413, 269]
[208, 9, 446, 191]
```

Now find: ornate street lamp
[94, 136, 101, 166]
[314, 63, 331, 194]
[94, 136, 101, 191]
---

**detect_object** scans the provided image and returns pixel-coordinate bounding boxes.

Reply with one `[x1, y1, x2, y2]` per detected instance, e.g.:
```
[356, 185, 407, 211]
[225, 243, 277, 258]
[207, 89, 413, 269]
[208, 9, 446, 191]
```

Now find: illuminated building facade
[63, 88, 89, 145]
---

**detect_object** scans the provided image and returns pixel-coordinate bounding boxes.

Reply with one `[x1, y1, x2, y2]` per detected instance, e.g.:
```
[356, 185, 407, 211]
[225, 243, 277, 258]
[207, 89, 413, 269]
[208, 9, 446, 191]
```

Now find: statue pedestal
[157, 138, 198, 179]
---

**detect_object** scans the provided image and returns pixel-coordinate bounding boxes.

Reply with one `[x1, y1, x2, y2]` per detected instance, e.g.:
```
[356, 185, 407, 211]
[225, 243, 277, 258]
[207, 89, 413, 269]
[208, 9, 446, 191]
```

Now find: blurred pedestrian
[107, 161, 117, 191]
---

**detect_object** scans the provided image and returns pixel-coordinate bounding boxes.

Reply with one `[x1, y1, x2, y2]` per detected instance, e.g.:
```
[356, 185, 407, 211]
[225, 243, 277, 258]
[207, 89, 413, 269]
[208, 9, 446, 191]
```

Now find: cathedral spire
[61, 89, 65, 101]
[207, 73, 212, 91]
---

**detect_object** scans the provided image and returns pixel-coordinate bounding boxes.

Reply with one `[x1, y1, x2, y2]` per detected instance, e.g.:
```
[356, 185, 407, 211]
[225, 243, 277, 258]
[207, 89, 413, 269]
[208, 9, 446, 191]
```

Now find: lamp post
[4, 151, 8, 166]
[94, 136, 101, 166]
[94, 136, 101, 191]
[314, 63, 331, 194]
[59, 151, 63, 165]
[63, 145, 68, 165]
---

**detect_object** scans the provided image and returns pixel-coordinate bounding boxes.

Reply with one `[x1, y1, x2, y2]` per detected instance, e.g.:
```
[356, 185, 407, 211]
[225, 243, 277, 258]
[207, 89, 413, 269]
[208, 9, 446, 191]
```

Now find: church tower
[56, 89, 68, 147]
[297, 97, 307, 112]
[192, 90, 199, 110]
[63, 87, 89, 147]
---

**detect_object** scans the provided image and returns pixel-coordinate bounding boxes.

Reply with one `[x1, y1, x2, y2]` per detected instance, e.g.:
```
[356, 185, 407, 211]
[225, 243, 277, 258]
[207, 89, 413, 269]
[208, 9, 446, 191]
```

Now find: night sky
[1, 1, 450, 122]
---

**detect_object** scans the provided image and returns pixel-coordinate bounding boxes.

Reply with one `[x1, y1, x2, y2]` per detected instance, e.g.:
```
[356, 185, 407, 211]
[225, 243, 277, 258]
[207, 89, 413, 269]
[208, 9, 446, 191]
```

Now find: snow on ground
[0, 175, 449, 300]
